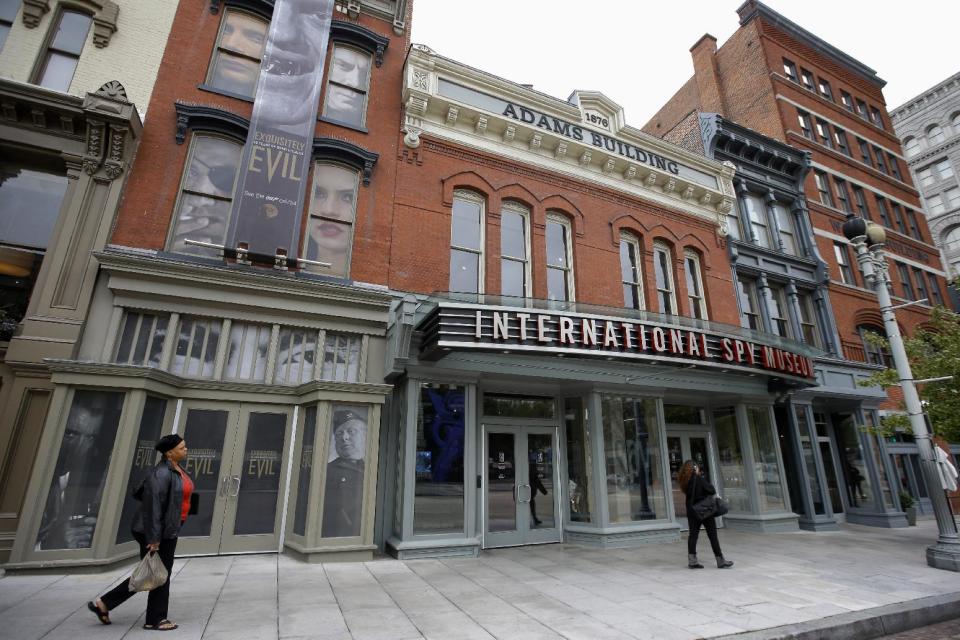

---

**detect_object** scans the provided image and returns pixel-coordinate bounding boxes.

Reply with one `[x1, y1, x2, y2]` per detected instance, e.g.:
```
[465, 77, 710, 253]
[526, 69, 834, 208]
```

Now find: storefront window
[835, 414, 874, 508]
[601, 396, 665, 523]
[483, 393, 554, 419]
[713, 408, 748, 512]
[796, 408, 825, 515]
[663, 404, 704, 425]
[292, 406, 317, 536]
[36, 390, 124, 550]
[321, 405, 368, 538]
[747, 406, 785, 512]
[864, 412, 894, 508]
[116, 397, 167, 544]
[564, 397, 591, 523]
[414, 383, 465, 534]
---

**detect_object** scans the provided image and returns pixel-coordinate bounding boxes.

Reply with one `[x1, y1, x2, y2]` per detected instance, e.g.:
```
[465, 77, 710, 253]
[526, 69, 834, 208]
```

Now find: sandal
[87, 600, 110, 625]
[143, 620, 179, 631]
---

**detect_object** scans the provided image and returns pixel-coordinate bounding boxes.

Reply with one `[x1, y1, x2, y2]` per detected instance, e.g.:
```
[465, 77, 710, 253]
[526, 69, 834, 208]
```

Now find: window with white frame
[684, 250, 707, 320]
[500, 202, 531, 298]
[904, 137, 920, 157]
[449, 190, 484, 293]
[772, 202, 798, 255]
[619, 232, 644, 310]
[546, 213, 574, 301]
[918, 166, 934, 187]
[743, 193, 771, 248]
[928, 124, 946, 145]
[736, 275, 761, 330]
[303, 162, 360, 278]
[766, 284, 791, 338]
[797, 110, 813, 139]
[36, 9, 92, 91]
[206, 8, 267, 97]
[814, 171, 834, 208]
[936, 159, 954, 180]
[169, 135, 242, 256]
[946, 187, 960, 210]
[833, 242, 855, 285]
[322, 44, 372, 128]
[833, 128, 850, 156]
[652, 242, 676, 315]
[928, 193, 945, 215]
[782, 58, 798, 82]
[797, 292, 822, 348]
[169, 316, 222, 378]
[224, 321, 270, 382]
[114, 312, 169, 368]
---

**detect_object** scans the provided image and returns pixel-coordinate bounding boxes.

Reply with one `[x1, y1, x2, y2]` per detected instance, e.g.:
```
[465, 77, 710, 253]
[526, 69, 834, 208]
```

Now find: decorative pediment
[312, 137, 378, 186]
[402, 46, 734, 228]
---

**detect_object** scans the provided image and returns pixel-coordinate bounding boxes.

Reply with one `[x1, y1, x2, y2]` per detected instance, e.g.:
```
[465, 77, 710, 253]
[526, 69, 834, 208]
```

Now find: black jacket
[132, 460, 185, 543]
[685, 473, 717, 514]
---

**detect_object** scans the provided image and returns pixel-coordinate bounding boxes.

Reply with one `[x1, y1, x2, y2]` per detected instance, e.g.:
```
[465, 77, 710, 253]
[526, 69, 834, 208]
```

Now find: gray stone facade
[891, 72, 960, 300]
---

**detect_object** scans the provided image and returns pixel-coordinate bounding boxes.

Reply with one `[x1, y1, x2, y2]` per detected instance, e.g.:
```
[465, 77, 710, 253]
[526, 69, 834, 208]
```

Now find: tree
[858, 306, 960, 443]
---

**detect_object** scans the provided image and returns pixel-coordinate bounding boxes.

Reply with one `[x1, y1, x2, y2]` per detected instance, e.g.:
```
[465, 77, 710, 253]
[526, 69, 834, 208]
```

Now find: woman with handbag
[86, 434, 194, 631]
[679, 460, 733, 569]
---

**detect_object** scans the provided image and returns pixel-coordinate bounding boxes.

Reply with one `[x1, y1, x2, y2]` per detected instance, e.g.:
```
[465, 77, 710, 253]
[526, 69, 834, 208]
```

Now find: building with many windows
[890, 71, 960, 308]
[0, 0, 178, 564]
[6, 0, 411, 569]
[644, 0, 955, 526]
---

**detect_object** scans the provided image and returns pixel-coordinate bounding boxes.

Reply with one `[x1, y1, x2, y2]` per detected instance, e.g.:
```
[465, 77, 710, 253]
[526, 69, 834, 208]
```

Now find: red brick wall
[389, 136, 741, 325]
[110, 1, 411, 287]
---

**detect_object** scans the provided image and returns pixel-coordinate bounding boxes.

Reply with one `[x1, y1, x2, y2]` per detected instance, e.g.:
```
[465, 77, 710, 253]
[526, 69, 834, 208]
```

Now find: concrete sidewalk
[2, 520, 960, 640]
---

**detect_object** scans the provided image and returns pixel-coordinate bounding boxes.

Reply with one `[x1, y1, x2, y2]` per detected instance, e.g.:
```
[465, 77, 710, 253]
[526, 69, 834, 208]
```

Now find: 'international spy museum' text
[422, 305, 816, 381]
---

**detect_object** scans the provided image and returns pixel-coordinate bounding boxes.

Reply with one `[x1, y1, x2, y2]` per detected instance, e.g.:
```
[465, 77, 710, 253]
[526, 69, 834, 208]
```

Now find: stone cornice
[95, 247, 393, 311]
[890, 71, 960, 121]
[403, 46, 736, 229]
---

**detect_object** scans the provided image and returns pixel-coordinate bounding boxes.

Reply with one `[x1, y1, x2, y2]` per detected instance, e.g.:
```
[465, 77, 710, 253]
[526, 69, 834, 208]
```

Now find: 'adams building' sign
[419, 303, 817, 382]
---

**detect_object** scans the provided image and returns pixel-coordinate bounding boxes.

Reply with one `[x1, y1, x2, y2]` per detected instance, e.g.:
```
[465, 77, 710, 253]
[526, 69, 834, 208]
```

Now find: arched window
[683, 249, 707, 320]
[449, 190, 485, 294]
[545, 213, 574, 301]
[37, 9, 93, 91]
[952, 112, 960, 135]
[619, 232, 644, 310]
[303, 162, 360, 278]
[903, 137, 920, 158]
[168, 135, 243, 256]
[927, 124, 945, 145]
[652, 241, 676, 315]
[944, 226, 960, 254]
[500, 201, 530, 298]
[206, 8, 268, 97]
[858, 325, 891, 367]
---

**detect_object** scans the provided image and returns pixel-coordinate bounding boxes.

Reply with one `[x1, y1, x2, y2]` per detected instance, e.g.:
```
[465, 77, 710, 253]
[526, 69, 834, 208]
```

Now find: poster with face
[321, 405, 368, 538]
[226, 0, 335, 262]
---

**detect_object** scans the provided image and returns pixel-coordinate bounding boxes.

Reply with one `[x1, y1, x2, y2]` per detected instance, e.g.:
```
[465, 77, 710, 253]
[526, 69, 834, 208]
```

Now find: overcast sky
[410, 0, 959, 130]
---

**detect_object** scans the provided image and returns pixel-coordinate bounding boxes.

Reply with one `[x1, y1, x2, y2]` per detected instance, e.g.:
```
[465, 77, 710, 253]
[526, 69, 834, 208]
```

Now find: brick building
[644, 1, 957, 523]
[6, 0, 412, 569]
[0, 0, 178, 564]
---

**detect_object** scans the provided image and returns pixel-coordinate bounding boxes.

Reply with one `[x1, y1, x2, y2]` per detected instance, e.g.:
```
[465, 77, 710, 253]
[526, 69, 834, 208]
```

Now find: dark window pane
[234, 412, 286, 535]
[414, 384, 465, 535]
[292, 405, 317, 536]
[546, 220, 568, 267]
[602, 396, 665, 522]
[483, 394, 554, 418]
[179, 409, 229, 537]
[565, 397, 591, 522]
[487, 431, 515, 532]
[37, 390, 124, 550]
[0, 168, 68, 248]
[116, 397, 166, 544]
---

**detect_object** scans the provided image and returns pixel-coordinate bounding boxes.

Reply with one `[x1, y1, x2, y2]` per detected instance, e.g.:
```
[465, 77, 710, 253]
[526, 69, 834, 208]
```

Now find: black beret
[155, 434, 184, 454]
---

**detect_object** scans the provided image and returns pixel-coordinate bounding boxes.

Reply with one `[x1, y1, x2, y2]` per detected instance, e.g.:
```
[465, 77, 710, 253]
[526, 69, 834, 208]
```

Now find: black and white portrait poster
[226, 0, 334, 261]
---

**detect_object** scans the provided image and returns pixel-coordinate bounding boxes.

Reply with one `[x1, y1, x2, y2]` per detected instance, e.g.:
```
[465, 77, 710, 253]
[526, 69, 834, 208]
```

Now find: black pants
[687, 514, 723, 557]
[100, 532, 177, 626]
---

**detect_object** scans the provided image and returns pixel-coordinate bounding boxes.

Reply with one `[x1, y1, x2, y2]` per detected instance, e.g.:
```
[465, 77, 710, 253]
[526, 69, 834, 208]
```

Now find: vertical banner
[226, 0, 335, 262]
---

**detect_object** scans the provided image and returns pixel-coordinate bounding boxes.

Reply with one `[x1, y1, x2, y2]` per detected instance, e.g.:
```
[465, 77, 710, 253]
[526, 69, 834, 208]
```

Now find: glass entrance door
[667, 430, 715, 523]
[483, 426, 560, 548]
[176, 402, 292, 555]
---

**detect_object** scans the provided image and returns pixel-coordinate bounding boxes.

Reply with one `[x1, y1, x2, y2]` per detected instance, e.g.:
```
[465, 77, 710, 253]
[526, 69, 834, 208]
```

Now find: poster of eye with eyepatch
[226, 0, 334, 262]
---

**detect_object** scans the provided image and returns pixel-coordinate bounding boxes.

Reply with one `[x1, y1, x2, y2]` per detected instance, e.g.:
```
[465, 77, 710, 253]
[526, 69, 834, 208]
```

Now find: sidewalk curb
[712, 590, 960, 640]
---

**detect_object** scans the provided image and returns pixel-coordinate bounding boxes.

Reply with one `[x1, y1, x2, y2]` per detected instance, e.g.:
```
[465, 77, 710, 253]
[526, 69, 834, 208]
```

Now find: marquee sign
[419, 303, 817, 382]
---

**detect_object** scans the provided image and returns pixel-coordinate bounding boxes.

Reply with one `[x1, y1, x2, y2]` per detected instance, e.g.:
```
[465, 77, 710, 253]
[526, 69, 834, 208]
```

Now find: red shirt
[178, 470, 194, 523]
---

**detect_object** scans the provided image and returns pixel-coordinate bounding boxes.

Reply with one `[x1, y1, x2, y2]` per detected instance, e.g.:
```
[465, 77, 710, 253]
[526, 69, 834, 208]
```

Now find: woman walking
[679, 460, 733, 569]
[87, 434, 193, 631]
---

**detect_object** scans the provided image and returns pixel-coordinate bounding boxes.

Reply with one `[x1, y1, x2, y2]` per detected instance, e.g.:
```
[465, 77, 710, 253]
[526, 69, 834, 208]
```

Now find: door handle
[219, 476, 231, 497]
[230, 475, 241, 498]
[519, 483, 531, 503]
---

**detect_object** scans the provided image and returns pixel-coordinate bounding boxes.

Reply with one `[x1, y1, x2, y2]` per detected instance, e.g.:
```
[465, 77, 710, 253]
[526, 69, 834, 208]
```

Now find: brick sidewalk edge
[711, 590, 960, 640]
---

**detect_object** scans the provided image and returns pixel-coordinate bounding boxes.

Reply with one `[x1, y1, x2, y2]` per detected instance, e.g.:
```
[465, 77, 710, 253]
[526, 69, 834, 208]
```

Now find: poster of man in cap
[322, 406, 367, 537]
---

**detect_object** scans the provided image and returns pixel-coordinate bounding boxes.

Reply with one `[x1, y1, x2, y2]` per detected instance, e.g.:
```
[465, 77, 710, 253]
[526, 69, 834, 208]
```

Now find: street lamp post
[842, 216, 960, 571]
